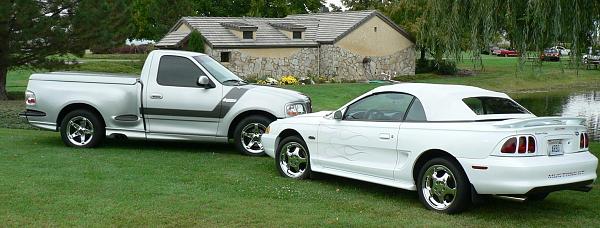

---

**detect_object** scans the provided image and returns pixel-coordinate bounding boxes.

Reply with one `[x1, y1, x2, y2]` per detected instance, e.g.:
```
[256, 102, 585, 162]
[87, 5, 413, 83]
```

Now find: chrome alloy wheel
[66, 116, 94, 146]
[421, 165, 458, 210]
[279, 142, 308, 178]
[241, 123, 266, 154]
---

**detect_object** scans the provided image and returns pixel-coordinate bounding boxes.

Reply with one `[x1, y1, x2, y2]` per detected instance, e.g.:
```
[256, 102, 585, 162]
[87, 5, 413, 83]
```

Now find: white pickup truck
[20, 50, 311, 155]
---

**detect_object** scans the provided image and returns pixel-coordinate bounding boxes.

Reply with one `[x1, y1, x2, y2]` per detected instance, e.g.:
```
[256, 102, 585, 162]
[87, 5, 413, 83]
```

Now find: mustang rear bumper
[459, 152, 597, 195]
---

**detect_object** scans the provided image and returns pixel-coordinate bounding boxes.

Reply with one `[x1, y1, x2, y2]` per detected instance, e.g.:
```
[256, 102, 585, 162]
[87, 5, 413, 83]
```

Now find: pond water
[513, 90, 600, 141]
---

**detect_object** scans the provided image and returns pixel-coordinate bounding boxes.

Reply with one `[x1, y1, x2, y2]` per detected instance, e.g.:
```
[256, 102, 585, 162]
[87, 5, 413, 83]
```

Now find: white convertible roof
[370, 83, 534, 121]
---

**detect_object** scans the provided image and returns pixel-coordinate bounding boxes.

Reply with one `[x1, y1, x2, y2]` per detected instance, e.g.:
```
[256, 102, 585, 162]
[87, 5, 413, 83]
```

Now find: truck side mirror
[333, 110, 343, 120]
[197, 75, 213, 88]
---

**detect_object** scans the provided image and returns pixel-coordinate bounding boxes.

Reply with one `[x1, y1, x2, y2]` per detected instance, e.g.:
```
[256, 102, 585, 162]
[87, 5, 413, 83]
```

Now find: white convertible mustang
[261, 83, 597, 213]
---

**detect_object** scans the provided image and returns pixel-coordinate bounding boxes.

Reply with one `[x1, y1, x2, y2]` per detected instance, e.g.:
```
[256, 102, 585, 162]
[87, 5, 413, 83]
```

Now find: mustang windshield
[194, 55, 244, 84]
[463, 97, 530, 115]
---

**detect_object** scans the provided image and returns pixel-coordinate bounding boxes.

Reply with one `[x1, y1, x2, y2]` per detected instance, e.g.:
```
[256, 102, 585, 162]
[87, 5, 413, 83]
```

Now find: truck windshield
[194, 55, 244, 84]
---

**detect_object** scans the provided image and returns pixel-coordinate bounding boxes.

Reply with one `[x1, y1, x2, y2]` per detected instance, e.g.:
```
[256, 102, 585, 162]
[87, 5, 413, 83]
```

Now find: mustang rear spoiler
[494, 117, 586, 128]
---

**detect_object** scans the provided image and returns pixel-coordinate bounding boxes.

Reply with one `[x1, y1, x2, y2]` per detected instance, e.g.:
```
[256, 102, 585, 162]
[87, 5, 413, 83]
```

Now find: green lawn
[0, 128, 598, 226]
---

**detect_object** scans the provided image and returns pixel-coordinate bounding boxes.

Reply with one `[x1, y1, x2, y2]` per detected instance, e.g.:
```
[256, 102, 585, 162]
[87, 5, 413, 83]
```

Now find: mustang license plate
[548, 140, 563, 156]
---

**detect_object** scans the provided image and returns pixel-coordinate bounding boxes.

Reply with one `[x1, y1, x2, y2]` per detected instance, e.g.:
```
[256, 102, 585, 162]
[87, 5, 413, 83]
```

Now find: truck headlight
[285, 103, 306, 117]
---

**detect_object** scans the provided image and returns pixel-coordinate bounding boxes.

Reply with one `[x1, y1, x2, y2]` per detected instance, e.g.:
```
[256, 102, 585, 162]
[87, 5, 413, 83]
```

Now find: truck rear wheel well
[228, 110, 277, 139]
[412, 149, 462, 182]
[57, 103, 105, 131]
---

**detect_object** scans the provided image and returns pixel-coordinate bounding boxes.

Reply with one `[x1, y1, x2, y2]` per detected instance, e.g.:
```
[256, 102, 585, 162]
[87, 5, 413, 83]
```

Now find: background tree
[186, 30, 205, 53]
[413, 0, 600, 66]
[341, 0, 383, 10]
[329, 3, 343, 12]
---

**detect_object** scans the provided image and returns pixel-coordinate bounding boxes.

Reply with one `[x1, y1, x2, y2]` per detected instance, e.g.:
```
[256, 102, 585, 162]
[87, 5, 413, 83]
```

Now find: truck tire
[233, 115, 272, 156]
[417, 157, 471, 214]
[60, 109, 105, 148]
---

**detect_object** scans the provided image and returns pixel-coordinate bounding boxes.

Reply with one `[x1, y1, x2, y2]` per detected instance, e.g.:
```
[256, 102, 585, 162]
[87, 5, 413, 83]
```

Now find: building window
[374, 26, 377, 32]
[243, 31, 253, 39]
[292, 31, 302, 39]
[221, 52, 230, 62]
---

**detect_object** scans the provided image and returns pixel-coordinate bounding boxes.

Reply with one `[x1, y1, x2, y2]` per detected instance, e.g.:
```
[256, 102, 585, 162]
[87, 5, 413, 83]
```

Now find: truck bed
[30, 72, 139, 85]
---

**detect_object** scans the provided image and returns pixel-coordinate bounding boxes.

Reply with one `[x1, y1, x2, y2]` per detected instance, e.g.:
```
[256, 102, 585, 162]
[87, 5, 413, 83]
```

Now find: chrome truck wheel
[234, 115, 273, 156]
[241, 123, 266, 154]
[276, 136, 311, 179]
[60, 109, 105, 148]
[66, 116, 95, 146]
[417, 157, 471, 214]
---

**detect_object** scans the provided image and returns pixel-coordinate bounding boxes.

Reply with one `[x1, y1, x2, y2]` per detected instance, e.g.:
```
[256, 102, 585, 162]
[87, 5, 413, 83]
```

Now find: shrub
[415, 59, 435, 74]
[435, 60, 458, 75]
[187, 30, 205, 53]
[279, 75, 299, 85]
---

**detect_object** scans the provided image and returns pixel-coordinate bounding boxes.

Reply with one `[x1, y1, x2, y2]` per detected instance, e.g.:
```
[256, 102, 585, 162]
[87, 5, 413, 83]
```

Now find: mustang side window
[157, 55, 205, 87]
[405, 98, 427, 121]
[463, 97, 529, 115]
[344, 93, 414, 121]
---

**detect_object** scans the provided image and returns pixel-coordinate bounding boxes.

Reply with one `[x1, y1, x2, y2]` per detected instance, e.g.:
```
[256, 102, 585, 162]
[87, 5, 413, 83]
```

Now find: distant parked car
[481, 46, 500, 55]
[262, 83, 597, 214]
[540, 49, 560, 61]
[497, 49, 519, 57]
[552, 46, 571, 56]
[583, 50, 600, 64]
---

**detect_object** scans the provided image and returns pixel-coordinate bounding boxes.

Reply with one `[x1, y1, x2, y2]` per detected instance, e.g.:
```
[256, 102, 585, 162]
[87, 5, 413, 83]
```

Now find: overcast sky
[325, 0, 347, 10]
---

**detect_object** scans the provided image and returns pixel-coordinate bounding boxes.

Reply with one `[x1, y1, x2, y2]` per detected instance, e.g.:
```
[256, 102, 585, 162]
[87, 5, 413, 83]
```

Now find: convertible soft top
[370, 83, 535, 121]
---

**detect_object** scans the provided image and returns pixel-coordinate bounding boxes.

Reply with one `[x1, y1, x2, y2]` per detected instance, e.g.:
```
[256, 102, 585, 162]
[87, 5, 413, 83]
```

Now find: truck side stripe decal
[143, 87, 250, 119]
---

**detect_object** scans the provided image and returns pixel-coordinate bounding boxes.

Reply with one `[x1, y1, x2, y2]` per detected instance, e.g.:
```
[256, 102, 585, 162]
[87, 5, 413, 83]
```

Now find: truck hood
[241, 84, 308, 102]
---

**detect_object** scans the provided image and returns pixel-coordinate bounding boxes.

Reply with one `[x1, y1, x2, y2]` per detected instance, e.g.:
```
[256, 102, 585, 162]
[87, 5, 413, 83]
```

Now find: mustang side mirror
[333, 110, 343, 120]
[197, 75, 213, 88]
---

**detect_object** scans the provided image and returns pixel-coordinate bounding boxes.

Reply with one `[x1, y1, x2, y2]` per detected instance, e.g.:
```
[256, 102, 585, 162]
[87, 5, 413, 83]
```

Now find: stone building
[156, 10, 415, 81]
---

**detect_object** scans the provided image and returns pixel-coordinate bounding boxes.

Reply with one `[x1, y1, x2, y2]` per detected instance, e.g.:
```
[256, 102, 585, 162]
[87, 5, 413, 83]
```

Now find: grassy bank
[0, 128, 598, 226]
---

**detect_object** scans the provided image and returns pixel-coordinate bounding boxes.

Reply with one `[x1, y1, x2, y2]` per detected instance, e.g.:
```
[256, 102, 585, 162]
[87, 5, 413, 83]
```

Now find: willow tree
[393, 0, 600, 68]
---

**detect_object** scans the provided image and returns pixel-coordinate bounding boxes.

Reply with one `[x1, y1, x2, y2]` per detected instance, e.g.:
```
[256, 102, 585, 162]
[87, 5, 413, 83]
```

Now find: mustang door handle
[150, 94, 163, 99]
[379, 133, 393, 139]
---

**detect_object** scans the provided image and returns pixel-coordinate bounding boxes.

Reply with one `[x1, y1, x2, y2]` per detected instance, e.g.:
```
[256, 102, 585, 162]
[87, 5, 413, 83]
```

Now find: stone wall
[319, 44, 416, 81]
[204, 44, 415, 81]
[205, 46, 319, 79]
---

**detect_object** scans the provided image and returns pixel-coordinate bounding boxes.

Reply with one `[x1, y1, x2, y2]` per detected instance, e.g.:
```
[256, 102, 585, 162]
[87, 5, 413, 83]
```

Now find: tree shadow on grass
[306, 171, 592, 218]
[34, 134, 239, 156]
[101, 138, 239, 155]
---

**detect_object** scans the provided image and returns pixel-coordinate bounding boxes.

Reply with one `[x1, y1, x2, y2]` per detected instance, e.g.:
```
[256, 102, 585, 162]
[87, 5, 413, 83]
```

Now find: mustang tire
[60, 109, 105, 148]
[275, 136, 311, 179]
[417, 157, 471, 214]
[234, 115, 272, 156]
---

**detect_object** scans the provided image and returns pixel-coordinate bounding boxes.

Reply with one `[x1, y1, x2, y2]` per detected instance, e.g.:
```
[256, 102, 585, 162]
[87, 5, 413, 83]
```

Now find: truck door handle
[379, 133, 393, 140]
[150, 94, 163, 99]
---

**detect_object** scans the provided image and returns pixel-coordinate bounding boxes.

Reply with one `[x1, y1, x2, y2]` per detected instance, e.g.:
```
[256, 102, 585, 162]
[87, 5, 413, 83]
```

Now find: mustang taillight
[501, 137, 517, 153]
[518, 137, 527, 153]
[527, 136, 536, 153]
[501, 136, 536, 154]
[580, 133, 589, 149]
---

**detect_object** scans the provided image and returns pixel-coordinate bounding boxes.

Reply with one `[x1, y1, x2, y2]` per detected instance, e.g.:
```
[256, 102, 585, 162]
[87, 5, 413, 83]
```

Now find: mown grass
[0, 128, 598, 226]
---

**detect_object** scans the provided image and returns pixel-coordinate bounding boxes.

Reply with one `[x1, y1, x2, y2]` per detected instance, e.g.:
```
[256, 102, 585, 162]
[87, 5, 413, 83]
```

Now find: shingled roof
[156, 10, 414, 48]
